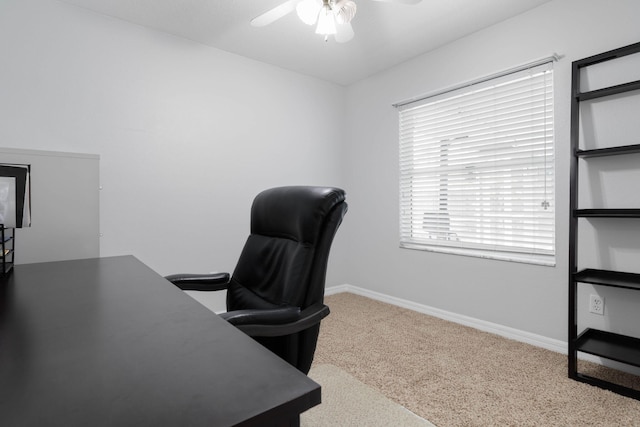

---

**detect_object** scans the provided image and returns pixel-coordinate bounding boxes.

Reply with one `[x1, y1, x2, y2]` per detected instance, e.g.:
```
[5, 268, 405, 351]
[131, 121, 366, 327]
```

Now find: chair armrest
[164, 272, 230, 291]
[229, 303, 330, 337]
[220, 306, 302, 326]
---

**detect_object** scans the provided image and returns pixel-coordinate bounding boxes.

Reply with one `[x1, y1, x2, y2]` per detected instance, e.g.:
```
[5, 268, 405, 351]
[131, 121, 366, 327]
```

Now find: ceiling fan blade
[334, 0, 357, 25]
[251, 1, 299, 27]
[370, 0, 422, 4]
[335, 22, 355, 43]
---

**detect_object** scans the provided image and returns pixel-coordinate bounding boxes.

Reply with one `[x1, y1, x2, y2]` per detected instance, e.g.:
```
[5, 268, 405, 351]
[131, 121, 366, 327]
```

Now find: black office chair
[166, 186, 347, 374]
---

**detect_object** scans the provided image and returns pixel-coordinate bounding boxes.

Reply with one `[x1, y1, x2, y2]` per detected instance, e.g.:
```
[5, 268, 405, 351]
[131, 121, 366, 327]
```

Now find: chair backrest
[227, 186, 347, 311]
[226, 186, 347, 373]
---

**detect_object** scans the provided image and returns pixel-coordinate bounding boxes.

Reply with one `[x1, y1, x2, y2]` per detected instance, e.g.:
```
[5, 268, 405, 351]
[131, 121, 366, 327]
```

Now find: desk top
[0, 256, 320, 426]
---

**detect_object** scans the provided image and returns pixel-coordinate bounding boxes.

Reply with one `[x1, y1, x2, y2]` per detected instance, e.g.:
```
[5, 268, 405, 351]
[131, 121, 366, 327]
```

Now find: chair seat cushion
[226, 279, 283, 311]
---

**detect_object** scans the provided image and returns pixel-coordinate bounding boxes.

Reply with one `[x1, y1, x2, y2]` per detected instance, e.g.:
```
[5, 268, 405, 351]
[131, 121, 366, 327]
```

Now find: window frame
[396, 59, 556, 266]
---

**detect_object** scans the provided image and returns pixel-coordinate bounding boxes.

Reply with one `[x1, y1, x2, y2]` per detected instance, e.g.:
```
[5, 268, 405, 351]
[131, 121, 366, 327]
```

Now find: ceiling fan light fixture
[296, 0, 356, 41]
[334, 22, 354, 43]
[315, 3, 337, 38]
[253, 0, 422, 43]
[296, 0, 321, 25]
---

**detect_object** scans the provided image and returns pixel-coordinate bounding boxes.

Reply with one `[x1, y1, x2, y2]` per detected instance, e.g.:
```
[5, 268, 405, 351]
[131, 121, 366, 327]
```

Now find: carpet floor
[312, 293, 640, 426]
[303, 364, 435, 427]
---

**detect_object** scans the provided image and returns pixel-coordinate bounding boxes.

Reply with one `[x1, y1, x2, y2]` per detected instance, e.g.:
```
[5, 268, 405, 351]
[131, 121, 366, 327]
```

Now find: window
[397, 61, 555, 265]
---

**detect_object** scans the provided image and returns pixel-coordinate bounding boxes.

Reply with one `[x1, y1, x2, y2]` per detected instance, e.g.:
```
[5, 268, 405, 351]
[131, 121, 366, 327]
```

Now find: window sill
[399, 242, 556, 267]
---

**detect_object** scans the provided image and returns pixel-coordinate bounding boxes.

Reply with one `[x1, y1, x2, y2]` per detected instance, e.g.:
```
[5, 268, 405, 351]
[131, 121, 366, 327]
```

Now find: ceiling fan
[251, 0, 422, 43]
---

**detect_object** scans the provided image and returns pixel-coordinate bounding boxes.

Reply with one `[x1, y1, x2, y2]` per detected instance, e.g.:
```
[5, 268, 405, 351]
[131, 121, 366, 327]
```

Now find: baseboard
[325, 284, 567, 354]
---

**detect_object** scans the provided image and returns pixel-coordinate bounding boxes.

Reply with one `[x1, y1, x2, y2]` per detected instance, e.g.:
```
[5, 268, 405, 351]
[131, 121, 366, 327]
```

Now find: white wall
[0, 0, 347, 313]
[338, 0, 640, 342]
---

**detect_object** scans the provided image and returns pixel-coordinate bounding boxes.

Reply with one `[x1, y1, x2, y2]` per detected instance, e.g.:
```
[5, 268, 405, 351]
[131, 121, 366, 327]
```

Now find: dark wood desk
[0, 256, 320, 426]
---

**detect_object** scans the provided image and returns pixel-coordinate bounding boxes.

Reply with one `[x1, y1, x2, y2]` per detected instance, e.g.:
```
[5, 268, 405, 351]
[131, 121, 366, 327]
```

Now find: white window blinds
[398, 61, 555, 265]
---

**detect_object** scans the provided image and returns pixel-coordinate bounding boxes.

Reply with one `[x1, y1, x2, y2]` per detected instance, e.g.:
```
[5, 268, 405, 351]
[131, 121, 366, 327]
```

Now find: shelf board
[577, 79, 640, 101]
[574, 269, 640, 290]
[574, 41, 640, 69]
[577, 144, 640, 158]
[574, 209, 640, 218]
[573, 373, 640, 400]
[575, 329, 640, 368]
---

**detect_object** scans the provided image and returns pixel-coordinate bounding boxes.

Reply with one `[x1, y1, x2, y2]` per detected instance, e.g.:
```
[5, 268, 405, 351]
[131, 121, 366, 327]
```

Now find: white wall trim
[326, 284, 568, 353]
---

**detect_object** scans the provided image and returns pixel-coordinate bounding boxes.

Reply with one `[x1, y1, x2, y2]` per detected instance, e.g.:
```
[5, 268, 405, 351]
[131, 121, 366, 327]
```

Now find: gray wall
[336, 0, 640, 342]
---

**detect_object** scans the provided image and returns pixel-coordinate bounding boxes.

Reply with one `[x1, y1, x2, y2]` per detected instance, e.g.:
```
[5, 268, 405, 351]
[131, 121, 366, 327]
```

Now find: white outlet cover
[589, 294, 605, 315]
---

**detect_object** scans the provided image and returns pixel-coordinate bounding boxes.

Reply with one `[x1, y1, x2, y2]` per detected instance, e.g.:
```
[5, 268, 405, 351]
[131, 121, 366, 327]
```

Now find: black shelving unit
[569, 41, 640, 399]
[1, 226, 15, 276]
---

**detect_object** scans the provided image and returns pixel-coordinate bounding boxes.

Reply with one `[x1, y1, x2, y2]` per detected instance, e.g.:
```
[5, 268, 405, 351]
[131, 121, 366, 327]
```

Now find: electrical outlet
[589, 294, 604, 315]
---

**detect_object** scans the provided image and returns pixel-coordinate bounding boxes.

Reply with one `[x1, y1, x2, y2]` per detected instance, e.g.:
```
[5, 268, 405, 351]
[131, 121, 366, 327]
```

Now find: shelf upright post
[568, 58, 581, 380]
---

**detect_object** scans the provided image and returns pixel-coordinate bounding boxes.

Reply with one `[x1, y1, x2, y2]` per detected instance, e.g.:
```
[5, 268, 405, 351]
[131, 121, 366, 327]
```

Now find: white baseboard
[325, 284, 568, 354]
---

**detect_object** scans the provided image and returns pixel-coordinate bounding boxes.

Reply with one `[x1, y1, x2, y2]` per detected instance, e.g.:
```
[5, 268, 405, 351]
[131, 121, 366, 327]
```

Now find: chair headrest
[251, 186, 346, 244]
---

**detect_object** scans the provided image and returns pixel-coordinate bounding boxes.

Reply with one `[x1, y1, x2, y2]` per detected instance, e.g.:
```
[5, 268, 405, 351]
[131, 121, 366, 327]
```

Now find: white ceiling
[58, 0, 552, 86]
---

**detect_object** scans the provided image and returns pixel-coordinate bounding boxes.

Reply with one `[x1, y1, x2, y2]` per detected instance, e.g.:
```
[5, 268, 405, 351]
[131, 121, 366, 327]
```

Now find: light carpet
[313, 293, 640, 427]
[302, 364, 435, 427]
